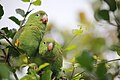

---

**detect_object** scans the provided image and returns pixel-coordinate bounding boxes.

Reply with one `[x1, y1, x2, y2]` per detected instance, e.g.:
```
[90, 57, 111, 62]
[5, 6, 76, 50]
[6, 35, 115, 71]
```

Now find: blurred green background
[1, 0, 120, 80]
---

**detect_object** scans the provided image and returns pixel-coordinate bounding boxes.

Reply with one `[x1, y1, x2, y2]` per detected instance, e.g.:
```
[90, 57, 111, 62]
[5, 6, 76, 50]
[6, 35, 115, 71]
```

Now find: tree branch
[20, 1, 33, 27]
[98, 58, 120, 65]
[0, 31, 21, 54]
[108, 22, 117, 27]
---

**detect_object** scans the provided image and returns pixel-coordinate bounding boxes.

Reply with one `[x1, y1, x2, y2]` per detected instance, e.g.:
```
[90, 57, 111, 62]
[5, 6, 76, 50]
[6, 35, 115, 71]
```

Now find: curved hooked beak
[48, 42, 54, 51]
[41, 14, 48, 24]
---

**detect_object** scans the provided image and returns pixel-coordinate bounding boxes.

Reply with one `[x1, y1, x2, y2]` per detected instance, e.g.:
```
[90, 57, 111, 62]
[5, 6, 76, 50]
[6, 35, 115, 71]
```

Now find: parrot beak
[41, 14, 48, 24]
[48, 42, 54, 51]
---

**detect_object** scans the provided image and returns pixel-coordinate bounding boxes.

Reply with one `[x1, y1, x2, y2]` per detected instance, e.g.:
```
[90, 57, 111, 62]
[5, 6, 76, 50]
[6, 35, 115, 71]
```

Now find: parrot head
[39, 38, 55, 56]
[27, 10, 48, 24]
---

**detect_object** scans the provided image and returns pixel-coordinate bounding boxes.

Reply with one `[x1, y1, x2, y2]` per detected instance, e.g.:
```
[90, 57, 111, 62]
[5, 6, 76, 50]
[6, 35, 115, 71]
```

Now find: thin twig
[20, 1, 32, 27]
[63, 35, 77, 49]
[0, 32, 21, 54]
[113, 13, 120, 26]
[112, 13, 120, 32]
[108, 22, 117, 27]
[0, 55, 5, 58]
[70, 64, 76, 80]
[73, 71, 85, 78]
[1, 49, 6, 56]
[1, 49, 7, 62]
[98, 58, 120, 65]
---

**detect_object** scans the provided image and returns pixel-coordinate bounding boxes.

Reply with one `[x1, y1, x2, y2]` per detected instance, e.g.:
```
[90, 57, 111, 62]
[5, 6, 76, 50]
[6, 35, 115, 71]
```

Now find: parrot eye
[44, 42, 46, 44]
[36, 14, 40, 17]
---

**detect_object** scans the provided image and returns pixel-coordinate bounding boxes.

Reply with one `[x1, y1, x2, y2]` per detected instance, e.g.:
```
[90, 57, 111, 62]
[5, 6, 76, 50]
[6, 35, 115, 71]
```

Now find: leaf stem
[63, 35, 77, 48]
[1, 49, 6, 57]
[20, 1, 32, 27]
[108, 22, 117, 27]
[70, 63, 76, 80]
[1, 49, 7, 62]
[112, 13, 120, 31]
[98, 58, 120, 65]
[73, 71, 85, 78]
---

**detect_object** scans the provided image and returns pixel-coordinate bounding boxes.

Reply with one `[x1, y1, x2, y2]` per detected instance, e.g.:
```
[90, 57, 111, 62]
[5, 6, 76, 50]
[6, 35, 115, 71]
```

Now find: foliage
[0, 4, 4, 19]
[0, 0, 120, 80]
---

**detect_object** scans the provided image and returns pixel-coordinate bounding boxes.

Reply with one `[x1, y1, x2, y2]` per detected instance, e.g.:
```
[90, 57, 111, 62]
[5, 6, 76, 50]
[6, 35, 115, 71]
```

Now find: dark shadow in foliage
[104, 0, 116, 11]
[0, 27, 16, 39]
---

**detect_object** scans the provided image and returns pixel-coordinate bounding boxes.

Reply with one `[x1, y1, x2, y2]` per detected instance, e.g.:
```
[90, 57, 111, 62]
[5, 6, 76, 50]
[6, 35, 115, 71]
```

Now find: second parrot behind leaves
[39, 38, 63, 79]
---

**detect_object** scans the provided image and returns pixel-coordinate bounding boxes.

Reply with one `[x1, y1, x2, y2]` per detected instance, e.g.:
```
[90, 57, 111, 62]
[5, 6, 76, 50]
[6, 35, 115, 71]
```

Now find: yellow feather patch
[15, 39, 19, 47]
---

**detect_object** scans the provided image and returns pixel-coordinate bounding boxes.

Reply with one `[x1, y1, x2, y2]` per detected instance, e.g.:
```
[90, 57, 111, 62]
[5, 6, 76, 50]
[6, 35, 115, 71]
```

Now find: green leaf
[72, 72, 85, 80]
[16, 8, 25, 17]
[20, 74, 40, 80]
[65, 44, 76, 51]
[20, 64, 28, 69]
[32, 0, 41, 6]
[63, 68, 73, 73]
[0, 27, 16, 39]
[9, 16, 20, 25]
[38, 63, 49, 71]
[0, 4, 4, 19]
[18, 54, 28, 66]
[104, 0, 116, 11]
[96, 62, 107, 80]
[1, 27, 9, 36]
[70, 57, 76, 63]
[41, 69, 52, 80]
[27, 68, 39, 80]
[29, 63, 37, 68]
[110, 44, 120, 56]
[73, 73, 82, 78]
[0, 63, 10, 79]
[8, 28, 16, 39]
[21, 0, 30, 2]
[94, 9, 110, 22]
[72, 29, 83, 35]
[116, 0, 120, 9]
[76, 50, 95, 71]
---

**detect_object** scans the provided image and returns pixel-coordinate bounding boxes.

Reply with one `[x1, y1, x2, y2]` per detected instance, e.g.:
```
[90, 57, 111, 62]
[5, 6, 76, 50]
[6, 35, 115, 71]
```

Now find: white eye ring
[36, 14, 40, 16]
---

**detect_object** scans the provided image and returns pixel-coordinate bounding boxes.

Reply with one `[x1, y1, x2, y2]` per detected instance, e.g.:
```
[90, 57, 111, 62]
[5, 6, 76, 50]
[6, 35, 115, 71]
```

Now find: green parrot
[9, 10, 48, 57]
[38, 38, 63, 79]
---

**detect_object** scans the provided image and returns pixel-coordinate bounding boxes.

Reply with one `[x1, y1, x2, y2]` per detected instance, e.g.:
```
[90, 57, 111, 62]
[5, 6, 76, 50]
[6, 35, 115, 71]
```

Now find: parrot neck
[26, 21, 41, 26]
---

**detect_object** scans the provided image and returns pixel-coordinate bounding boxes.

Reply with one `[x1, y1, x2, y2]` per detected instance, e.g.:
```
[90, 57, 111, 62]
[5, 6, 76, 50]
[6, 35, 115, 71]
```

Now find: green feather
[9, 10, 48, 57]
[39, 38, 63, 78]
